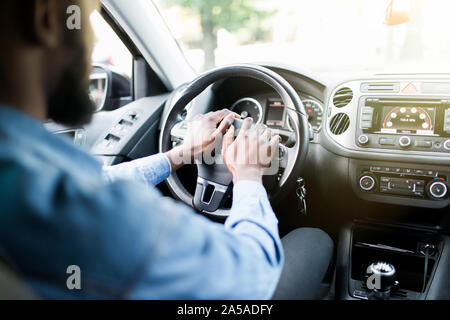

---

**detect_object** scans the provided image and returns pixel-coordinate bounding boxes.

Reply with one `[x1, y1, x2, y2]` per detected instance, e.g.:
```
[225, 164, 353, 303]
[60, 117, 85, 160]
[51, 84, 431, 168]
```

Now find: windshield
[153, 0, 450, 76]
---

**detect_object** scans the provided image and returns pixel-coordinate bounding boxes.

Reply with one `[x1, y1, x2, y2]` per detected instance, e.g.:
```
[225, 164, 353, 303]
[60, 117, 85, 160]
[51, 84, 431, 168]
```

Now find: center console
[325, 78, 450, 209]
[336, 222, 450, 300]
[326, 78, 450, 300]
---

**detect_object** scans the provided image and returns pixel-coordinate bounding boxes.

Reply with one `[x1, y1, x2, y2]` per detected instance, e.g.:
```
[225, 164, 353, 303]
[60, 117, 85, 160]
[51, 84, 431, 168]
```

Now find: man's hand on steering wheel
[165, 109, 239, 172]
[222, 118, 281, 185]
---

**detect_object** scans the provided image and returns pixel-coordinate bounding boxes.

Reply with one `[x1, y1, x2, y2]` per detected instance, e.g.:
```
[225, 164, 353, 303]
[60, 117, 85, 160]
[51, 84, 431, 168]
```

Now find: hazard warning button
[402, 82, 419, 94]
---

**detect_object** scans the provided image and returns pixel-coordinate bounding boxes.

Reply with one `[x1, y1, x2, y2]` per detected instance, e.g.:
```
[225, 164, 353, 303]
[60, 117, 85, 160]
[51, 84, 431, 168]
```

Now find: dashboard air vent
[361, 82, 400, 93]
[333, 87, 353, 108]
[329, 113, 350, 135]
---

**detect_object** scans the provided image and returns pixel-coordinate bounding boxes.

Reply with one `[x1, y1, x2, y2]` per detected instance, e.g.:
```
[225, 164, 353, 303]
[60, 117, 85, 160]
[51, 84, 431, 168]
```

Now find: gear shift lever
[366, 262, 398, 300]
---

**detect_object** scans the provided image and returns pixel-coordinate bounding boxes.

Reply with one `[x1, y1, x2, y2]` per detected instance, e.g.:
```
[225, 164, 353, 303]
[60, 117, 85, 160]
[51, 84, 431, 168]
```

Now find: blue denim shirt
[0, 105, 283, 299]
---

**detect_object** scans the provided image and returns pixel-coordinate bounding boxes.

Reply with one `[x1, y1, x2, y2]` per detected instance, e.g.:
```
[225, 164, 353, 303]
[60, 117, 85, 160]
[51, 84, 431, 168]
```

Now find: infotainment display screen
[377, 106, 437, 136]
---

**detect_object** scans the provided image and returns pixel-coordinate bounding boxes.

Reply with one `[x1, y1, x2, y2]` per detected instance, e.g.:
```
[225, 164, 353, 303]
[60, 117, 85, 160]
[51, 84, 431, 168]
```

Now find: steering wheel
[159, 64, 309, 218]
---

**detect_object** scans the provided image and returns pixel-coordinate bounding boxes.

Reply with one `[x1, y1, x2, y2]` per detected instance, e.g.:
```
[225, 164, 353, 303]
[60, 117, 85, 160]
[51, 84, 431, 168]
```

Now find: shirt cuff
[103, 153, 172, 187]
[232, 180, 267, 204]
[161, 153, 173, 176]
[136, 153, 172, 186]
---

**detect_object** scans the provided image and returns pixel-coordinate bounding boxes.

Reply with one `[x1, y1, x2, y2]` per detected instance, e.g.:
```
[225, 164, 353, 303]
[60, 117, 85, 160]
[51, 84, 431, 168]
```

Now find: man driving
[0, 0, 332, 299]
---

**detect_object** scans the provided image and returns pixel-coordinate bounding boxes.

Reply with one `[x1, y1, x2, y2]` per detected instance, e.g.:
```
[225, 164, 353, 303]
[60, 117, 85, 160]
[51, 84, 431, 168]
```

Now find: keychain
[296, 177, 307, 216]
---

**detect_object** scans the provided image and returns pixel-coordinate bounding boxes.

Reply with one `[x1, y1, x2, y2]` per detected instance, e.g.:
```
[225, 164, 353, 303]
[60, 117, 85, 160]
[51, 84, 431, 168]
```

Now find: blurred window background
[90, 11, 133, 78]
[153, 0, 450, 76]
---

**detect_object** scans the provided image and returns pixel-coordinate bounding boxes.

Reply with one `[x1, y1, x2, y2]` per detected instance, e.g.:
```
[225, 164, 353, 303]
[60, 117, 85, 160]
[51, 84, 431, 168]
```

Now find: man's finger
[269, 135, 281, 160]
[237, 118, 253, 140]
[215, 114, 235, 136]
[259, 127, 272, 143]
[210, 109, 231, 123]
[222, 125, 235, 156]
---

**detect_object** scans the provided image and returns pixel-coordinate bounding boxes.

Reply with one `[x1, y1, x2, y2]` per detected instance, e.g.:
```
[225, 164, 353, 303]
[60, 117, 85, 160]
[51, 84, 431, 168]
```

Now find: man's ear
[33, 0, 62, 48]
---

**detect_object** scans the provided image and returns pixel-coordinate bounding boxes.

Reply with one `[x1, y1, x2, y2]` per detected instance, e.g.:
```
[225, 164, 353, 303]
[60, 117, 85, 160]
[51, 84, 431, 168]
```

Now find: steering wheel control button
[444, 140, 450, 151]
[428, 181, 448, 200]
[359, 175, 376, 192]
[399, 136, 412, 148]
[358, 134, 369, 146]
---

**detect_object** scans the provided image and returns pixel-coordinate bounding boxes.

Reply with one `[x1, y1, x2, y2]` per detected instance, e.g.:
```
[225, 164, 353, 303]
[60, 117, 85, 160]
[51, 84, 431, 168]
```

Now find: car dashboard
[45, 66, 450, 215]
[226, 93, 323, 138]
[209, 69, 450, 212]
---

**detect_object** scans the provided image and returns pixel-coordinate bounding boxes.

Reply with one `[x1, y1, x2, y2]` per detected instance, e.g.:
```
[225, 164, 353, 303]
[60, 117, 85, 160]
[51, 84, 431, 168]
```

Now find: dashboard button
[415, 140, 432, 148]
[402, 168, 413, 174]
[359, 175, 377, 192]
[426, 170, 437, 177]
[415, 180, 425, 186]
[414, 169, 425, 175]
[399, 136, 412, 148]
[379, 138, 395, 146]
[444, 140, 450, 151]
[428, 181, 448, 199]
[358, 135, 369, 145]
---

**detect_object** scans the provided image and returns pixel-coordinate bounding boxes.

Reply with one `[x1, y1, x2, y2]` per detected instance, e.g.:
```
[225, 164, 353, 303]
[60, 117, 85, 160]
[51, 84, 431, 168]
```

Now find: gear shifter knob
[366, 262, 398, 300]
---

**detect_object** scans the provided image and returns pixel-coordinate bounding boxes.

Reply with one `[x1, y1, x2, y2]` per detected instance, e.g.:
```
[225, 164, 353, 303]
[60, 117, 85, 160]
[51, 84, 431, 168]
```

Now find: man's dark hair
[0, 0, 96, 127]
[0, 1, 34, 43]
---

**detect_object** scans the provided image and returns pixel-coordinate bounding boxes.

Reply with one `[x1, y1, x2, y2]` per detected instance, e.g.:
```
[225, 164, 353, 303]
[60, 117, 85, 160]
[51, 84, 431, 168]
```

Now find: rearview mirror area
[385, 0, 410, 26]
[89, 64, 132, 112]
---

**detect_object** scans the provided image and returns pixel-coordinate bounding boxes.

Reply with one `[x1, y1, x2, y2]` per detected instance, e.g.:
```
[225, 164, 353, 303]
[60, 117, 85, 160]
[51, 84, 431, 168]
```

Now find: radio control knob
[427, 181, 448, 200]
[444, 140, 450, 151]
[399, 136, 412, 148]
[358, 135, 370, 146]
[359, 174, 377, 192]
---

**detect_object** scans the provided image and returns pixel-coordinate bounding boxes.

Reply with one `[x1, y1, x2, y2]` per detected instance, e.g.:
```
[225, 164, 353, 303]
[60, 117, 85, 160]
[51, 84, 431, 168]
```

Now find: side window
[90, 11, 133, 110]
[91, 11, 132, 77]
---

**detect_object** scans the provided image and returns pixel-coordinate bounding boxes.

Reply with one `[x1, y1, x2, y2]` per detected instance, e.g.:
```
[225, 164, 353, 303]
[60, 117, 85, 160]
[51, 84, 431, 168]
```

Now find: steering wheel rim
[159, 64, 309, 218]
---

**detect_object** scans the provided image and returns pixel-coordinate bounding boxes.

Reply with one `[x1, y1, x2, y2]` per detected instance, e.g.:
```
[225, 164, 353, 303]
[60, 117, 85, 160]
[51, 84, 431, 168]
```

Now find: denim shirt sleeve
[126, 180, 284, 300]
[1, 129, 283, 299]
[226, 181, 284, 273]
[4, 166, 284, 299]
[0, 105, 282, 299]
[102, 153, 172, 187]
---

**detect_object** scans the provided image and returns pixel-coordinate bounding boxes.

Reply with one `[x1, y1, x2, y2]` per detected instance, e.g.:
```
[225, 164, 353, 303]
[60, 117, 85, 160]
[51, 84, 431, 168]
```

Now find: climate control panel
[357, 165, 449, 201]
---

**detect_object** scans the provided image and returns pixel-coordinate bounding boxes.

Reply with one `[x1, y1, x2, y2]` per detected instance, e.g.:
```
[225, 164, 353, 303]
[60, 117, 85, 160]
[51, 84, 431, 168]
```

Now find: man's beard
[47, 47, 96, 127]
